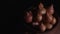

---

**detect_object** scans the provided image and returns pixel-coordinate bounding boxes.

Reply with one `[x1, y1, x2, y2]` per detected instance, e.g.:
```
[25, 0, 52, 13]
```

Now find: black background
[8, 0, 60, 34]
[8, 0, 16, 4]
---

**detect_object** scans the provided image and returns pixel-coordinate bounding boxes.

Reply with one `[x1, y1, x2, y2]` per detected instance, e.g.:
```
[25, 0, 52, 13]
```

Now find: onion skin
[46, 13, 53, 23]
[46, 4, 54, 15]
[37, 14, 42, 22]
[38, 3, 46, 15]
[38, 3, 44, 10]
[25, 16, 32, 23]
[39, 8, 46, 15]
[45, 23, 53, 29]
[40, 23, 46, 32]
[50, 17, 56, 25]
[24, 11, 33, 23]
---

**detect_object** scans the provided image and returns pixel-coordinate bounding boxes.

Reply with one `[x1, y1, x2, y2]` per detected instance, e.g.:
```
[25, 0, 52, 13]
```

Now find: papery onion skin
[40, 23, 46, 32]
[50, 17, 56, 25]
[38, 3, 44, 10]
[45, 23, 53, 29]
[37, 14, 42, 22]
[39, 8, 46, 15]
[24, 11, 33, 23]
[46, 4, 54, 15]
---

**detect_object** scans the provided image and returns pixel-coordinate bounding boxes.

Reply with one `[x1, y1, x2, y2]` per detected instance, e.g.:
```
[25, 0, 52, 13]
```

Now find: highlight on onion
[40, 23, 46, 32]
[39, 8, 46, 14]
[32, 22, 39, 26]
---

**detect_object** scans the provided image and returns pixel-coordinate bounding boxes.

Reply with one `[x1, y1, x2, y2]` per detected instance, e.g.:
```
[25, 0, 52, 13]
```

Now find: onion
[25, 16, 32, 23]
[46, 14, 53, 23]
[40, 23, 46, 32]
[40, 8, 46, 14]
[47, 4, 54, 15]
[50, 17, 56, 25]
[37, 14, 42, 22]
[38, 3, 44, 10]
[46, 23, 53, 29]
[25, 11, 33, 23]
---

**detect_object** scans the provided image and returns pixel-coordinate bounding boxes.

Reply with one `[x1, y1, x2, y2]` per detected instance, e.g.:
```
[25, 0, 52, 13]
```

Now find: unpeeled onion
[46, 4, 54, 15]
[37, 14, 42, 22]
[38, 3, 44, 10]
[50, 17, 56, 25]
[39, 8, 46, 14]
[38, 3, 46, 15]
[45, 23, 53, 29]
[40, 23, 46, 32]
[25, 11, 33, 23]
[25, 16, 32, 23]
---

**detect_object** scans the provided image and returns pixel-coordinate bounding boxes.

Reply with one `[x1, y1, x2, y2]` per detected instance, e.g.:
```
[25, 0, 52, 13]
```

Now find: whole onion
[32, 22, 39, 26]
[37, 14, 42, 22]
[45, 23, 53, 29]
[38, 3, 44, 10]
[39, 8, 46, 14]
[40, 23, 46, 32]
[46, 4, 54, 15]
[50, 17, 56, 25]
[24, 11, 33, 23]
[46, 13, 53, 23]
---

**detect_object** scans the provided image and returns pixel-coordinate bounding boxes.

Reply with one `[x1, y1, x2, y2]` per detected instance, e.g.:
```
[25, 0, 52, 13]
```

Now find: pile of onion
[24, 3, 57, 32]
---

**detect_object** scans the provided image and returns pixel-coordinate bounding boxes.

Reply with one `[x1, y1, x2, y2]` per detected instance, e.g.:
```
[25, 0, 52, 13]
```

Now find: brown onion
[37, 14, 42, 22]
[46, 4, 54, 15]
[50, 17, 56, 25]
[45, 23, 53, 29]
[38, 3, 44, 10]
[40, 23, 46, 32]
[39, 8, 46, 14]
[46, 14, 53, 23]
[24, 11, 33, 23]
